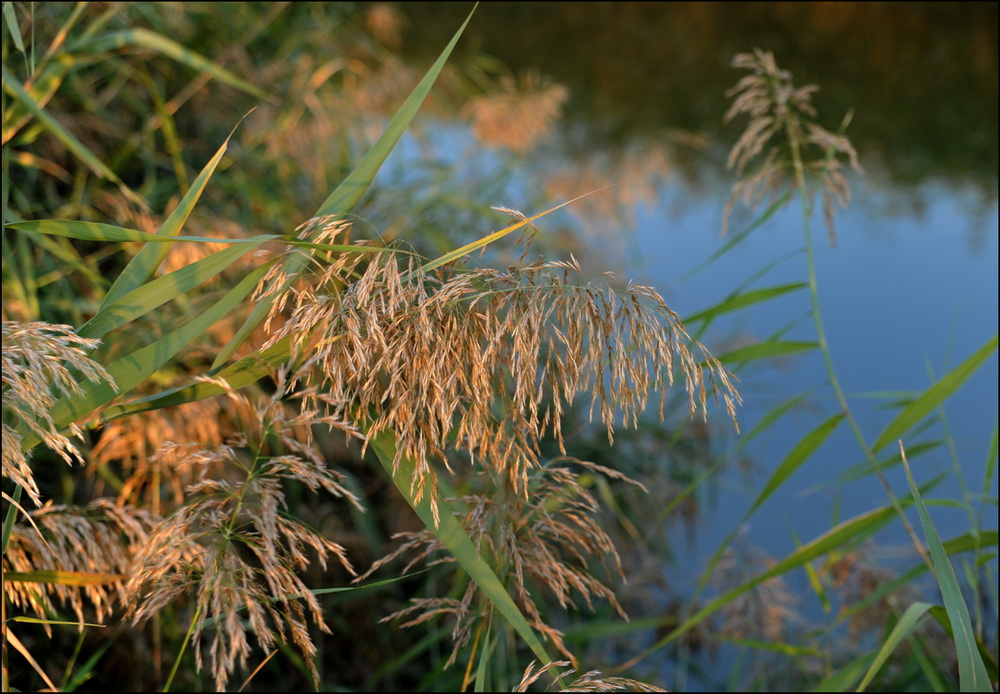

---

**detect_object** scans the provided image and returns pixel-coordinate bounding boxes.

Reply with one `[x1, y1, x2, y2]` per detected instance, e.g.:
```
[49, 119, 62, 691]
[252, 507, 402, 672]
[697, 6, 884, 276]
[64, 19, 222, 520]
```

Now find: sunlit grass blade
[900, 443, 993, 692]
[97, 337, 292, 423]
[78, 241, 276, 338]
[71, 28, 268, 100]
[4, 570, 124, 586]
[717, 340, 818, 365]
[20, 262, 273, 452]
[855, 601, 933, 692]
[366, 428, 557, 674]
[0, 63, 141, 205]
[212, 7, 477, 371]
[873, 335, 998, 452]
[100, 132, 234, 309]
[682, 282, 807, 324]
[10, 616, 105, 628]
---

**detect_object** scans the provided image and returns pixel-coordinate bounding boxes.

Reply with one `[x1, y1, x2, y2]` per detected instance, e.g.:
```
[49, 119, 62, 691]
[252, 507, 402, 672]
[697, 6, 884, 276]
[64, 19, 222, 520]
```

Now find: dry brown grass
[1, 321, 114, 506]
[261, 225, 739, 524]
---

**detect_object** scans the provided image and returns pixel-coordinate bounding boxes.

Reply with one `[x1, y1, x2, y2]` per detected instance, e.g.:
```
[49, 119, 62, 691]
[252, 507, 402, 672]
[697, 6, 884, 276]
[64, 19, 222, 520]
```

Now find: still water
[372, 2, 997, 687]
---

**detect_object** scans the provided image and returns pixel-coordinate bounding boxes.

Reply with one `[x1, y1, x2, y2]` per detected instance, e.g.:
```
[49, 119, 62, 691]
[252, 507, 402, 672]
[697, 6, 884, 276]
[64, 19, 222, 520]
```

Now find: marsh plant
[2, 5, 995, 693]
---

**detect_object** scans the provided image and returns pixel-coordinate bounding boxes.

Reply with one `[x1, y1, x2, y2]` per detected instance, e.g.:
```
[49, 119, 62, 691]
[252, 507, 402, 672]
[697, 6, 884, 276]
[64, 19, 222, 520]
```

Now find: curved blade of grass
[900, 443, 992, 692]
[855, 601, 933, 692]
[696, 413, 843, 596]
[679, 191, 794, 282]
[213, 7, 478, 371]
[78, 240, 277, 338]
[4, 570, 124, 586]
[2, 2, 25, 53]
[96, 336, 292, 423]
[0, 63, 141, 205]
[20, 262, 273, 452]
[749, 413, 843, 516]
[71, 27, 267, 100]
[682, 282, 807, 325]
[10, 616, 105, 628]
[366, 428, 555, 672]
[100, 131, 234, 309]
[717, 340, 818, 365]
[873, 335, 998, 453]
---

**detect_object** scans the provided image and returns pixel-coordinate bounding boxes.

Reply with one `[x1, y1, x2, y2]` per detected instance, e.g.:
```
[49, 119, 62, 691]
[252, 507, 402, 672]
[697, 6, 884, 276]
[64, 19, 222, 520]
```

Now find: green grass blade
[72, 27, 268, 100]
[100, 133, 232, 309]
[97, 337, 292, 423]
[212, 7, 477, 371]
[0, 63, 140, 204]
[4, 570, 124, 586]
[20, 262, 273, 452]
[748, 413, 843, 516]
[682, 282, 807, 325]
[78, 240, 274, 338]
[873, 335, 998, 452]
[900, 443, 993, 692]
[855, 601, 933, 692]
[679, 191, 794, 282]
[717, 340, 818, 365]
[366, 428, 555, 672]
[3, 2, 25, 53]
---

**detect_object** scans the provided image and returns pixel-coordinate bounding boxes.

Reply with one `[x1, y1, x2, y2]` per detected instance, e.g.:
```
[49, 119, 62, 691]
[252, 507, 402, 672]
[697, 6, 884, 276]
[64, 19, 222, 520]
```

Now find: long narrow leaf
[873, 335, 998, 452]
[100, 132, 233, 308]
[78, 240, 276, 338]
[717, 340, 818, 365]
[900, 443, 992, 691]
[682, 282, 807, 324]
[1, 63, 140, 204]
[855, 602, 933, 692]
[748, 413, 843, 516]
[20, 262, 273, 452]
[72, 28, 267, 100]
[366, 429, 556, 672]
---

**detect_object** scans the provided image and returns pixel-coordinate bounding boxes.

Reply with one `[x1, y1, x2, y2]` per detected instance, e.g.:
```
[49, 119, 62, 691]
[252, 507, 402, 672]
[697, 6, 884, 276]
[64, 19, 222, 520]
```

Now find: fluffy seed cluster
[359, 459, 649, 666]
[723, 48, 861, 245]
[3, 499, 155, 629]
[2, 321, 114, 506]
[262, 224, 739, 521]
[125, 434, 360, 691]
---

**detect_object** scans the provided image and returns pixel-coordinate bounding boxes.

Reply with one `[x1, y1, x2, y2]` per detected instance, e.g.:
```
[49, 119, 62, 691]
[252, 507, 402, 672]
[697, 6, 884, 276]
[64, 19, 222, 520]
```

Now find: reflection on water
[393, 2, 997, 204]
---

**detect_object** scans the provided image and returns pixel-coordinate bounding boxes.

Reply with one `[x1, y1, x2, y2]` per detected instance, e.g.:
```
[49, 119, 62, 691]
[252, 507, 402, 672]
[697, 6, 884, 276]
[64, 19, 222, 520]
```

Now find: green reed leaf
[11, 616, 105, 628]
[97, 337, 292, 423]
[855, 601, 933, 692]
[0, 63, 141, 205]
[900, 443, 993, 692]
[100, 131, 233, 309]
[717, 340, 818, 365]
[683, 282, 807, 324]
[749, 413, 843, 516]
[78, 240, 277, 339]
[873, 335, 998, 453]
[20, 262, 273, 452]
[72, 27, 267, 100]
[367, 428, 557, 674]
